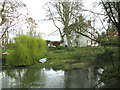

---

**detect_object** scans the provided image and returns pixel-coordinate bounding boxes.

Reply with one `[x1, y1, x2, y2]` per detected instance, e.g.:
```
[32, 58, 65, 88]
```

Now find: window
[76, 35, 79, 38]
[76, 41, 78, 46]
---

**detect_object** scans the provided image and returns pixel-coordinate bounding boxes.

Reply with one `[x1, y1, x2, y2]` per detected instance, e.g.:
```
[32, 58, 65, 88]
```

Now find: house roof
[108, 31, 118, 37]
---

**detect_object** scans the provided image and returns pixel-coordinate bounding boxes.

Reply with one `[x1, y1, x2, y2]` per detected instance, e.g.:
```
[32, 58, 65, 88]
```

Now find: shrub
[56, 46, 66, 50]
[91, 48, 116, 69]
[100, 66, 119, 88]
[6, 35, 46, 66]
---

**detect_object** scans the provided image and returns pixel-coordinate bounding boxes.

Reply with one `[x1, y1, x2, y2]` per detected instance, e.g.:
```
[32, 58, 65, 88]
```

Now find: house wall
[63, 27, 98, 47]
[79, 35, 88, 47]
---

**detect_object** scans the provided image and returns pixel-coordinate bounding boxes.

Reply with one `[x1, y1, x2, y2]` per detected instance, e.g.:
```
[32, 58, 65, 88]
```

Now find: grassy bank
[2, 46, 96, 70]
[29, 46, 105, 70]
[2, 46, 118, 70]
[29, 59, 89, 71]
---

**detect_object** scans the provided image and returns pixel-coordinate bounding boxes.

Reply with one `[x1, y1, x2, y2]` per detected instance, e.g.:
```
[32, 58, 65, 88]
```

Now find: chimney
[88, 20, 91, 26]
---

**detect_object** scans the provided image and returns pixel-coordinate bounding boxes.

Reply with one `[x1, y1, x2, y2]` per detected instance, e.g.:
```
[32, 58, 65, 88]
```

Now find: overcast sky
[21, 0, 105, 41]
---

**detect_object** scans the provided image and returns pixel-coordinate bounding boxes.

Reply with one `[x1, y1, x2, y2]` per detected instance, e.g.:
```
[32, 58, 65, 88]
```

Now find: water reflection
[1, 67, 99, 88]
[64, 69, 97, 88]
[0, 71, 2, 89]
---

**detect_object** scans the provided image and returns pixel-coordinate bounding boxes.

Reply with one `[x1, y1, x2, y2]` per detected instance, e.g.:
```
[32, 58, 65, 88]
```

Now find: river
[0, 67, 103, 88]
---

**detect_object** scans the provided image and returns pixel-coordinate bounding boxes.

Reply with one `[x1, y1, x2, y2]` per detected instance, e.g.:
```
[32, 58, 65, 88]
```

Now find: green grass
[2, 49, 14, 53]
[47, 47, 104, 62]
[2, 46, 118, 71]
[29, 59, 88, 71]
[43, 46, 118, 70]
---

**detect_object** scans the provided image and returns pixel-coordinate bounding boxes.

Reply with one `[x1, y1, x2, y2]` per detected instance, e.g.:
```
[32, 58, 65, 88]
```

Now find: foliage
[106, 37, 118, 46]
[91, 48, 117, 68]
[6, 35, 46, 66]
[101, 2, 120, 87]
[2, 49, 14, 65]
[89, 46, 119, 88]
[100, 66, 119, 88]
[55, 46, 67, 50]
[99, 30, 118, 46]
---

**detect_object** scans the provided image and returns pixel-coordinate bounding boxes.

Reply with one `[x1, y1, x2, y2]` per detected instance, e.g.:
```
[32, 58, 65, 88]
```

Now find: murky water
[0, 67, 101, 88]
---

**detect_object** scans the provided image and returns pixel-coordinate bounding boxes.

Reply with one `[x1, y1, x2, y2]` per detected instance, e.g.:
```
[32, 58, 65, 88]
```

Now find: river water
[0, 67, 102, 88]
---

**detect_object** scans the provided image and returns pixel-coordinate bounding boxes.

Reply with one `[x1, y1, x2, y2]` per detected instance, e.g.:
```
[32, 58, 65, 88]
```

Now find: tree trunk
[4, 32, 6, 49]
[2, 36, 4, 49]
[6, 30, 9, 48]
[0, 40, 1, 48]
[67, 34, 72, 51]
[65, 28, 72, 51]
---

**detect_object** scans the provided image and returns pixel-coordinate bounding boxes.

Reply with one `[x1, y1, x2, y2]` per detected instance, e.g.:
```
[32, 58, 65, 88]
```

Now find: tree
[0, 0, 27, 48]
[26, 17, 38, 36]
[67, 1, 120, 48]
[101, 0, 120, 83]
[6, 35, 46, 66]
[45, 1, 83, 50]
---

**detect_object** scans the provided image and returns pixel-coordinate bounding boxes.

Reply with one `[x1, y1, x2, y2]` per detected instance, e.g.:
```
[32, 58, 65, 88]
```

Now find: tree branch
[101, 1, 118, 29]
[82, 9, 106, 16]
[108, 2, 118, 26]
[74, 29, 100, 43]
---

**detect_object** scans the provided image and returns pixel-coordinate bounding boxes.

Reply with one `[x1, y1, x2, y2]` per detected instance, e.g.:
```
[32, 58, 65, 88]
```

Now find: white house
[64, 20, 99, 47]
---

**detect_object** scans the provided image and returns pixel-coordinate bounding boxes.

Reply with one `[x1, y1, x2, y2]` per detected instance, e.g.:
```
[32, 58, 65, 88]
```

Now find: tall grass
[6, 35, 46, 66]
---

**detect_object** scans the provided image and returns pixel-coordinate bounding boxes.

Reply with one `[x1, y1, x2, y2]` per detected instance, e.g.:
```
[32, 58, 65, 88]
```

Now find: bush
[56, 46, 66, 50]
[100, 66, 119, 88]
[6, 35, 46, 66]
[91, 47, 117, 67]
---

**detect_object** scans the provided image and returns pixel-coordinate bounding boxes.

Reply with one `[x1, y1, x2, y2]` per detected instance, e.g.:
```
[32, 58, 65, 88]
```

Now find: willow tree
[45, 1, 83, 50]
[6, 35, 46, 66]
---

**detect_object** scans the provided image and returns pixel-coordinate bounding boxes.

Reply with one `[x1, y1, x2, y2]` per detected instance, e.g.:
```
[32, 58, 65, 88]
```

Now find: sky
[20, 0, 105, 41]
[22, 0, 64, 41]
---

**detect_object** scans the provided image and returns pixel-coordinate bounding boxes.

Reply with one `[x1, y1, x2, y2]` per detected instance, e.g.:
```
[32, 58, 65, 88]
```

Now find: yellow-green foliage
[6, 35, 46, 66]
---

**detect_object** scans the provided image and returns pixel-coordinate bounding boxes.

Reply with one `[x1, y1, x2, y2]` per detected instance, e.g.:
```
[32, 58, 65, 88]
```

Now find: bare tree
[26, 17, 38, 36]
[45, 1, 83, 50]
[0, 0, 28, 48]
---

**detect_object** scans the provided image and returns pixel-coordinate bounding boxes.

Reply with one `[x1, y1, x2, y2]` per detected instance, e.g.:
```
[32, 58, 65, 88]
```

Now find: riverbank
[2, 57, 90, 71]
[2, 47, 96, 70]
[2, 46, 117, 71]
[29, 59, 90, 71]
[32, 46, 99, 70]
